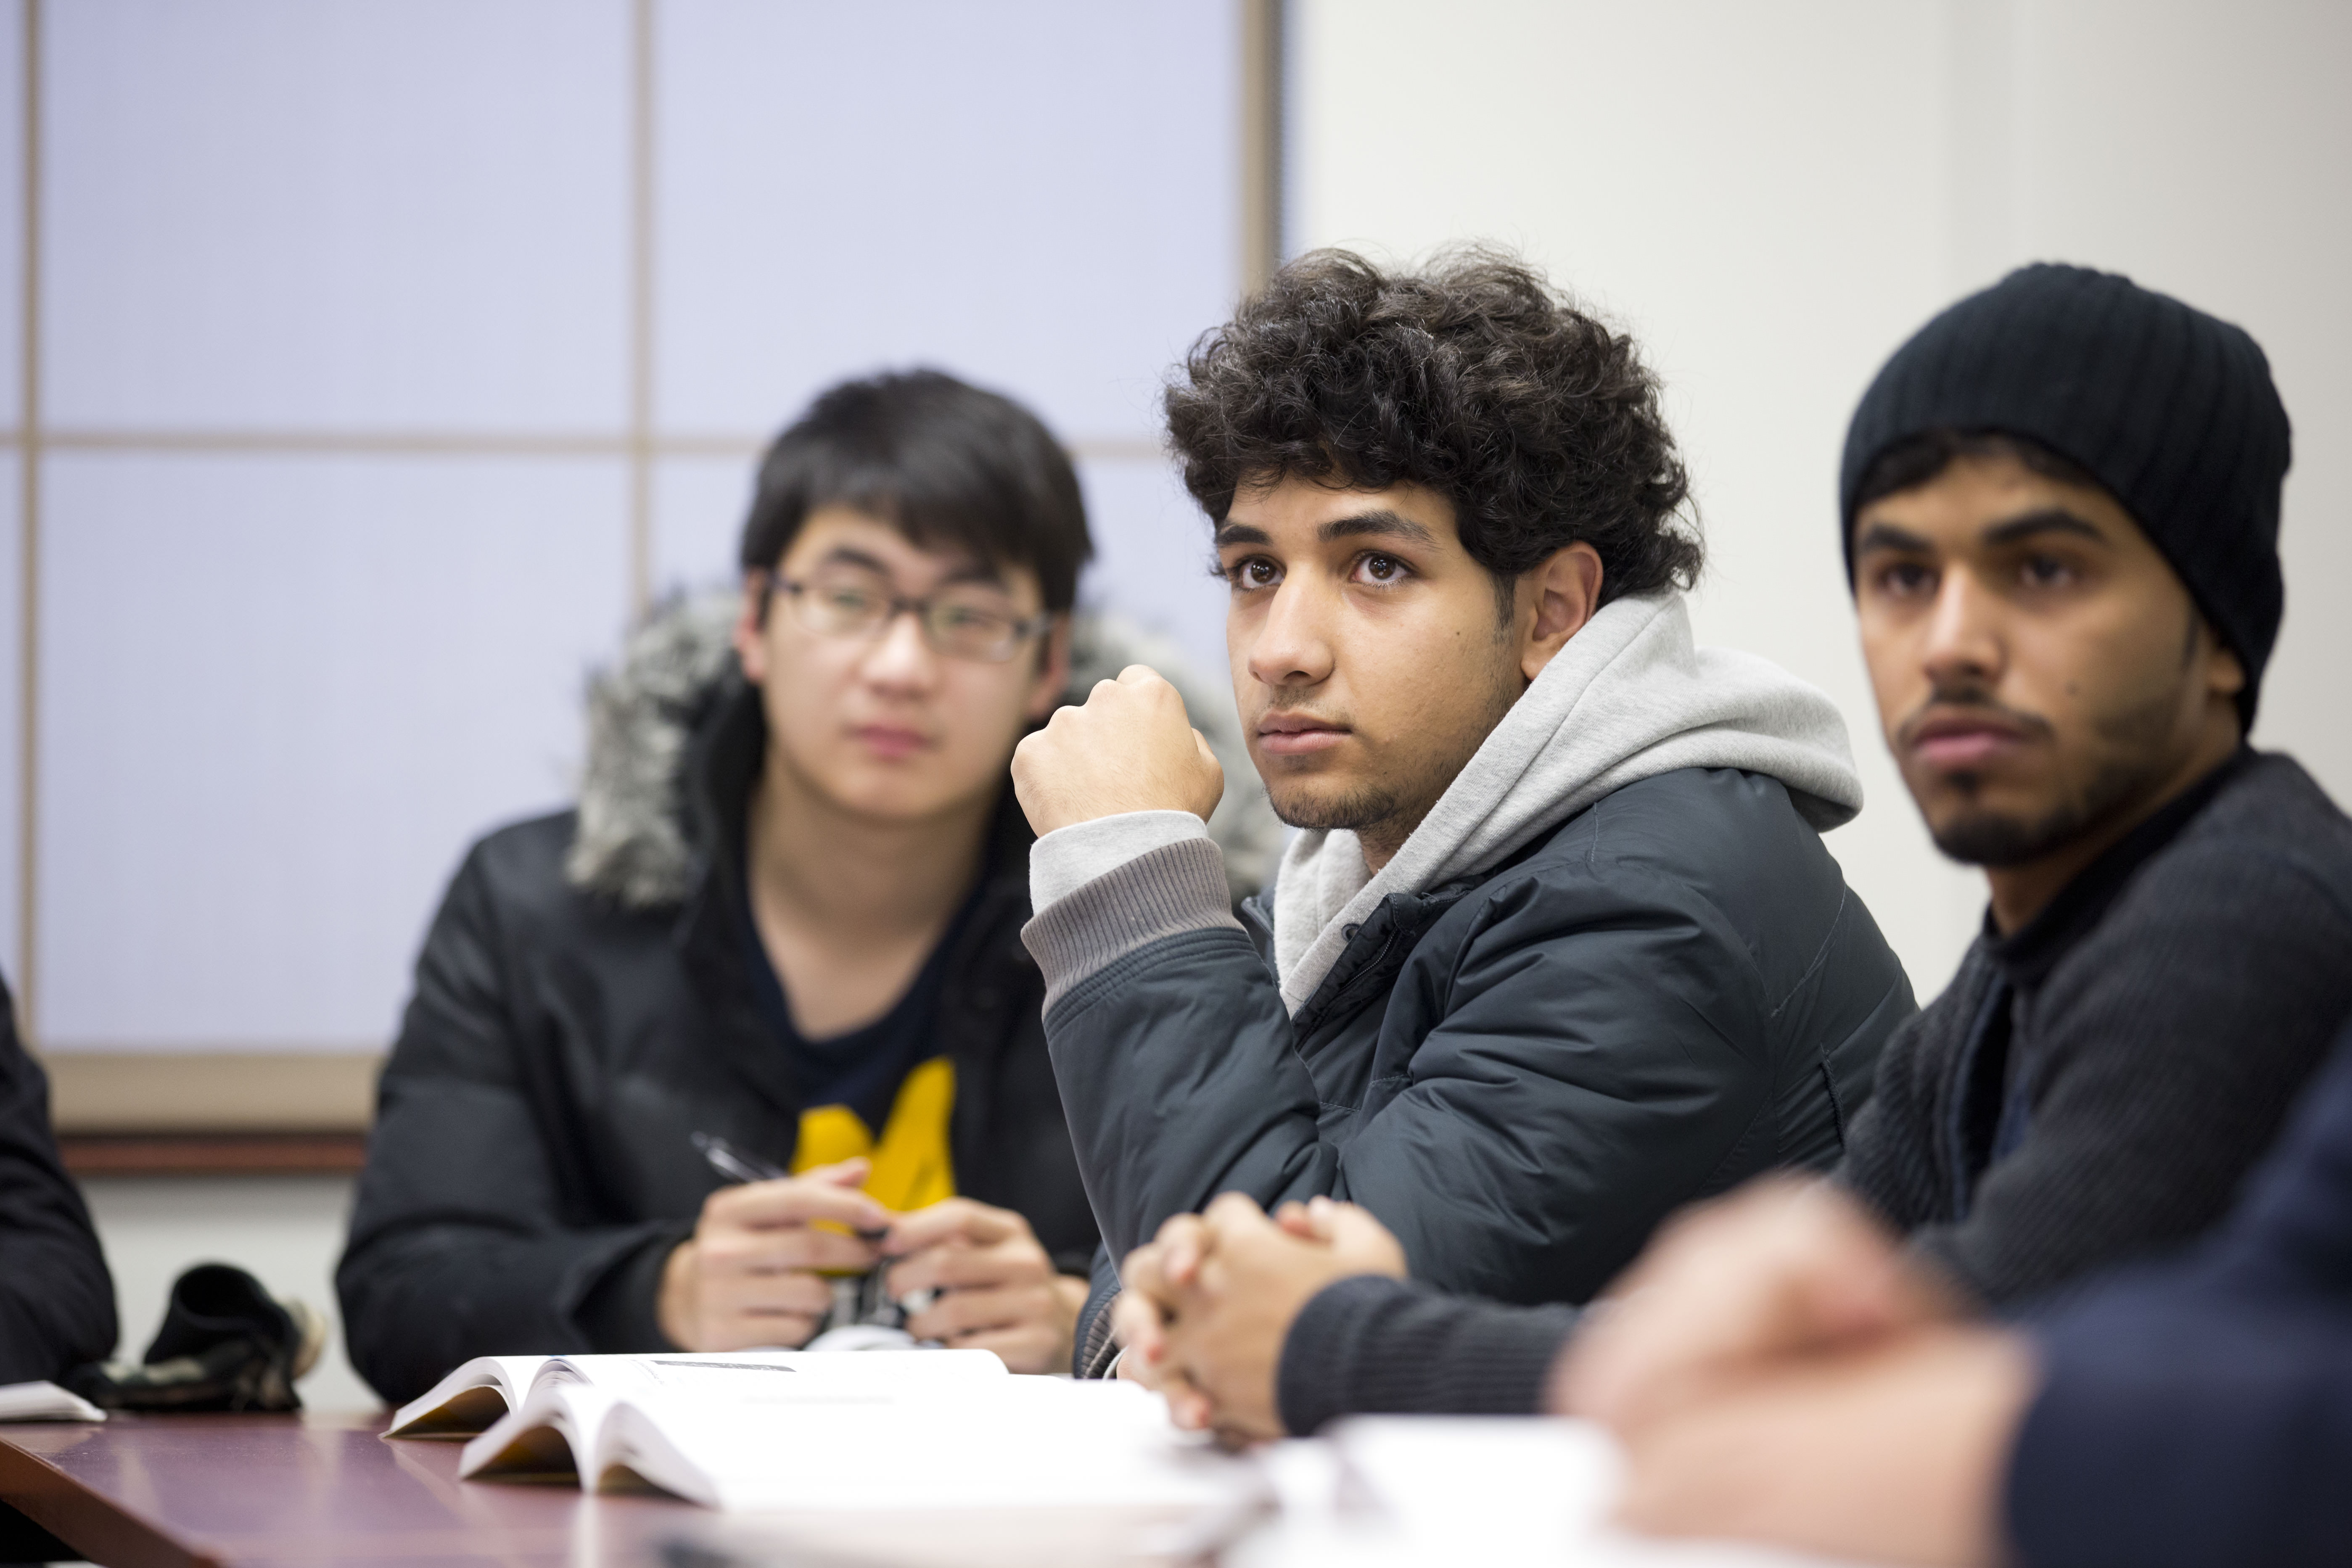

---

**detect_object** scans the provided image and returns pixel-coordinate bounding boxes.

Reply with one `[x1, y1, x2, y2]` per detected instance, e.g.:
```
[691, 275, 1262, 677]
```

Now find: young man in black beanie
[1107, 263, 2352, 1449]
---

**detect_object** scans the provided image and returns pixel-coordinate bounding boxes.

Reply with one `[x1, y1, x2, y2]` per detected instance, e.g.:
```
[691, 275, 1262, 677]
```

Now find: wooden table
[0, 1411, 710, 1567]
[0, 1411, 1200, 1567]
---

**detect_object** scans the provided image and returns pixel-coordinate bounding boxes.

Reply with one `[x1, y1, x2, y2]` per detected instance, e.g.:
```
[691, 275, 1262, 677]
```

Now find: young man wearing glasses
[338, 370, 1278, 1404]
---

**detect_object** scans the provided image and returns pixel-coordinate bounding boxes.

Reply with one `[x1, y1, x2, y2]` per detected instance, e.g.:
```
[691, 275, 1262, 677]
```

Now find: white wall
[12, 0, 1247, 1061]
[1289, 0, 2352, 998]
[80, 1174, 376, 1413]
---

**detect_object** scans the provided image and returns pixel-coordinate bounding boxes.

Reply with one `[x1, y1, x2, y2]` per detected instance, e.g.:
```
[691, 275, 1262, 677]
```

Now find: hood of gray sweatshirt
[1028, 589, 1863, 1014]
[1266, 590, 1860, 1011]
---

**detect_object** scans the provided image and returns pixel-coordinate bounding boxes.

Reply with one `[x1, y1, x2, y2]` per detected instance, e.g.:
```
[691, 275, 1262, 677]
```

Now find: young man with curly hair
[1009, 249, 1915, 1386]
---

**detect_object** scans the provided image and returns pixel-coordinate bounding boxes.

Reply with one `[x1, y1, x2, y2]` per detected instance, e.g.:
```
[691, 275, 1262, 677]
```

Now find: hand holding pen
[656, 1135, 894, 1352]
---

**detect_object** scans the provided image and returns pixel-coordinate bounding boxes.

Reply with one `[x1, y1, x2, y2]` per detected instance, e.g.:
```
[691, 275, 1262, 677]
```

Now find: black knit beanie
[1840, 263, 2291, 726]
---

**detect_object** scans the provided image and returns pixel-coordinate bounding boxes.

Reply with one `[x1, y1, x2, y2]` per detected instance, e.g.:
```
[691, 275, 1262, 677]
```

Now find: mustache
[1894, 683, 2056, 750]
[1256, 696, 1348, 724]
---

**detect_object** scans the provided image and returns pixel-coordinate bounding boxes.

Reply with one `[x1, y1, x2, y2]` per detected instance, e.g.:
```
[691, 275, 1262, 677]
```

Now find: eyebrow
[1851, 521, 1934, 556]
[1979, 508, 2110, 548]
[818, 545, 1003, 589]
[1212, 511, 1439, 550]
[1851, 507, 2112, 558]
[1319, 509, 1438, 546]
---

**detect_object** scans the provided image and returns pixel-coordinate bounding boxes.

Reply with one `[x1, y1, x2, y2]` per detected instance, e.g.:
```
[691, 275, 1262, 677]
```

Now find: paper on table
[464, 1373, 1255, 1515]
[0, 1381, 106, 1423]
[387, 1346, 1005, 1438]
[633, 1378, 1246, 1513]
[1229, 1417, 1874, 1568]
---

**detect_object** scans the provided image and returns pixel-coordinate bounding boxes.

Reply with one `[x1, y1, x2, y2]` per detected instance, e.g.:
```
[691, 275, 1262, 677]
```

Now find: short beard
[1266, 779, 1402, 836]
[1925, 671, 2188, 868]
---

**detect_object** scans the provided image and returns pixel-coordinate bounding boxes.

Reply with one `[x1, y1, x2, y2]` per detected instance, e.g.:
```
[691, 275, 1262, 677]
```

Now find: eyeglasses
[766, 569, 1052, 663]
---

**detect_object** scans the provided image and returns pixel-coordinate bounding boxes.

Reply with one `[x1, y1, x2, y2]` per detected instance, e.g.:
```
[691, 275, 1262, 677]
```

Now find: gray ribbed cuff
[1021, 837, 1241, 1012]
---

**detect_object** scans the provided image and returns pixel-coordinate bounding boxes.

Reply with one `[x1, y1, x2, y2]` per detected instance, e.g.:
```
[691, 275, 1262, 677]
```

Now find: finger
[709, 1176, 890, 1234]
[886, 1235, 1048, 1299]
[706, 1271, 833, 1320]
[1325, 1203, 1409, 1274]
[706, 1227, 877, 1277]
[1155, 1214, 1215, 1286]
[735, 1310, 825, 1349]
[798, 1157, 873, 1189]
[1165, 1381, 1216, 1433]
[1115, 663, 1171, 694]
[881, 1197, 1023, 1257]
[1272, 1200, 1324, 1241]
[1189, 730, 1226, 817]
[1109, 1290, 1170, 1374]
[907, 1284, 1053, 1342]
[1202, 1191, 1276, 1238]
[1123, 1240, 1174, 1301]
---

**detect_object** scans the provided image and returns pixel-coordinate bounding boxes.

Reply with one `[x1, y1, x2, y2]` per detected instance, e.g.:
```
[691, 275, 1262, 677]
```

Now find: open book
[459, 1375, 1247, 1513]
[384, 1349, 1006, 1439]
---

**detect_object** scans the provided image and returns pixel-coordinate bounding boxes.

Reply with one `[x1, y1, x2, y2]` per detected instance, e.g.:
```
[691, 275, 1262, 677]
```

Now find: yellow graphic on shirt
[788, 1055, 957, 1214]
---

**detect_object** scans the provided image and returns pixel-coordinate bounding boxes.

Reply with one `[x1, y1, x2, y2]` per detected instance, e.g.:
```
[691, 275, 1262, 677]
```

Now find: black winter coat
[0, 971, 116, 1383]
[337, 680, 1098, 1405]
[1027, 767, 1915, 1372]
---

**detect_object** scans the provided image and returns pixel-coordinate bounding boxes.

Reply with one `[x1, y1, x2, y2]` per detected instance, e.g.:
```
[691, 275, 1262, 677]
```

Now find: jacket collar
[671, 674, 1040, 1119]
[1986, 747, 2252, 990]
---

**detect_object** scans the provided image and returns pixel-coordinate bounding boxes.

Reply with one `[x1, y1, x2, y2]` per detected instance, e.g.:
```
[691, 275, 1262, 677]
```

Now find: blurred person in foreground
[0, 970, 115, 1385]
[1012, 248, 1913, 1378]
[337, 370, 1278, 1403]
[1114, 264, 2352, 1445]
[1566, 1012, 2352, 1567]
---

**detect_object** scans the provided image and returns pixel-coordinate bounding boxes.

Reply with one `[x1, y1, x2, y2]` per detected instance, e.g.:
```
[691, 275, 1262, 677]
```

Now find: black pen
[690, 1131, 891, 1242]
[691, 1130, 788, 1185]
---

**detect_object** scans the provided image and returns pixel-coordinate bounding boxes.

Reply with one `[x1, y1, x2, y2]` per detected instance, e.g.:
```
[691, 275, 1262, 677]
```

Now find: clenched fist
[1012, 665, 1225, 837]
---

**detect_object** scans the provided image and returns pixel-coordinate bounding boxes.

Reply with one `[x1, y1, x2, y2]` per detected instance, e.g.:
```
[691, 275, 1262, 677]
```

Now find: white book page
[458, 1384, 619, 1482]
[534, 1347, 1006, 1400]
[1232, 1418, 1867, 1568]
[384, 1355, 549, 1437]
[0, 1380, 106, 1422]
[602, 1377, 1249, 1513]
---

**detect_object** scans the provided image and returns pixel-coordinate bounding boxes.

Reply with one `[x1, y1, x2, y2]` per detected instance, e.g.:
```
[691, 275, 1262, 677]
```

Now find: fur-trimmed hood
[563, 591, 1284, 910]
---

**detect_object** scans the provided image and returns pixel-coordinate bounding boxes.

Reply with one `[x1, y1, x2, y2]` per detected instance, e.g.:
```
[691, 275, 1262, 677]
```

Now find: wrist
[1050, 1273, 1091, 1369]
[656, 1239, 699, 1349]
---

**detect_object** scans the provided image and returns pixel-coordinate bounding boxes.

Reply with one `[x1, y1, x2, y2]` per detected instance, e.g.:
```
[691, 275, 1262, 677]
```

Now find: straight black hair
[738, 369, 1093, 612]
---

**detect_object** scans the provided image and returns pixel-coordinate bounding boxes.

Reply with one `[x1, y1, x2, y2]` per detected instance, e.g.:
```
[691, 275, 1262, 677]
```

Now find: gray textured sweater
[1277, 750, 2352, 1433]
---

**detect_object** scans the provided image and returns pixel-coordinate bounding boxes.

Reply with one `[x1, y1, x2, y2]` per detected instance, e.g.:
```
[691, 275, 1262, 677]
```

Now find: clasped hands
[1555, 1179, 2036, 1565]
[1111, 1192, 1409, 1443]
[658, 1157, 1089, 1374]
[1111, 1180, 2035, 1565]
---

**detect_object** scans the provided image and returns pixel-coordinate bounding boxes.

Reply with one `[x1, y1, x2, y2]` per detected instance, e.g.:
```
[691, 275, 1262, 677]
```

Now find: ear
[1020, 611, 1077, 724]
[733, 572, 774, 686]
[1519, 542, 1605, 681]
[2203, 618, 2246, 713]
[1024, 615, 1075, 721]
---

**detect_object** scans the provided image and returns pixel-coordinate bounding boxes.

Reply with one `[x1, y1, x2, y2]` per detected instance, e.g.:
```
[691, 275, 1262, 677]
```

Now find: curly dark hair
[1164, 247, 1700, 609]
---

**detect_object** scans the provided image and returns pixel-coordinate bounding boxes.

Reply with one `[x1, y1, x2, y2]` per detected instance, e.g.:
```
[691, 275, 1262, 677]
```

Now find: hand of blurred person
[1555, 1177, 1957, 1434]
[1011, 665, 1224, 836]
[658, 1158, 889, 1351]
[879, 1198, 1089, 1373]
[1611, 1322, 2036, 1568]
[1117, 1193, 1408, 1444]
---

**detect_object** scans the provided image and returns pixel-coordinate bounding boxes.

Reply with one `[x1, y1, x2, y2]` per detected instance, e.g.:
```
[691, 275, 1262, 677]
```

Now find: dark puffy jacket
[1027, 767, 1915, 1372]
[338, 600, 1279, 1404]
[0, 971, 116, 1383]
[335, 702, 1094, 1405]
